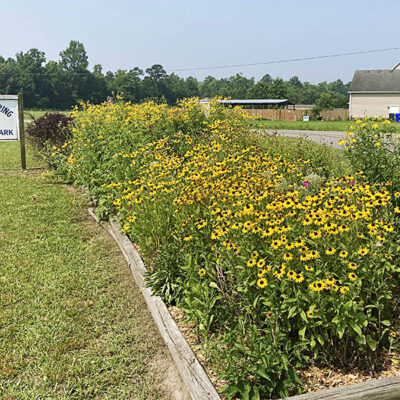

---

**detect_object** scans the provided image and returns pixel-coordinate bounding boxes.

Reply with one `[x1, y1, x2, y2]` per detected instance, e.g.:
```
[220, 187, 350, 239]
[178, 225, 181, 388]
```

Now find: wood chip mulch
[168, 306, 400, 397]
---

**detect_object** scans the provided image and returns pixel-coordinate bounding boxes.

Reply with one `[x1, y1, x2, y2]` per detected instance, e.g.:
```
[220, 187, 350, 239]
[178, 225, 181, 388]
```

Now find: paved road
[264, 129, 346, 149]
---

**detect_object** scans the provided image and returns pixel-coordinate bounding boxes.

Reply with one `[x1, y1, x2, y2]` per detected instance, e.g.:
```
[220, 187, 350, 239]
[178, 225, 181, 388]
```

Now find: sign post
[0, 94, 26, 169]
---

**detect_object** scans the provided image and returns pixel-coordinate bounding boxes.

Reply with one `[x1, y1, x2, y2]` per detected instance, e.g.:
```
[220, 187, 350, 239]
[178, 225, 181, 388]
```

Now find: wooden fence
[243, 108, 349, 121]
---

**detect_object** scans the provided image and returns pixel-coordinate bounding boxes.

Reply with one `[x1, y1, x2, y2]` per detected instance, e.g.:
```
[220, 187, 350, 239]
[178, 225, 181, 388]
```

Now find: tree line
[0, 40, 350, 110]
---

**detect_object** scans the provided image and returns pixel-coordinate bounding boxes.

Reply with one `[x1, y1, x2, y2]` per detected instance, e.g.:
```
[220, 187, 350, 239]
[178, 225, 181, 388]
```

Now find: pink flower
[128, 206, 132, 210]
[304, 181, 309, 188]
[350, 179, 355, 185]
[149, 124, 153, 128]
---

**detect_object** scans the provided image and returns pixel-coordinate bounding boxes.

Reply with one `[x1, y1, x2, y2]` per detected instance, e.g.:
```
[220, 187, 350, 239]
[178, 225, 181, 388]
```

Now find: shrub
[27, 112, 72, 149]
[340, 118, 400, 195]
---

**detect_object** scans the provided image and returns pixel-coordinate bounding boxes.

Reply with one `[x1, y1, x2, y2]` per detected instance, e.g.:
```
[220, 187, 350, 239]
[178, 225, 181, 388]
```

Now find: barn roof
[218, 99, 292, 105]
[350, 70, 400, 92]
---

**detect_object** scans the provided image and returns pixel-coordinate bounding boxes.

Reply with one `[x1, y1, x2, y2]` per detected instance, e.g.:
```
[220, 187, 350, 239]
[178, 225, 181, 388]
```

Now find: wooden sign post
[0, 93, 26, 169]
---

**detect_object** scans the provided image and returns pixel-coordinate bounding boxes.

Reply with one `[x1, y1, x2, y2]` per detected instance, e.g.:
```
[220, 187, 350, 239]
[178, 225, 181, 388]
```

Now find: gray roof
[350, 70, 400, 92]
[218, 99, 292, 105]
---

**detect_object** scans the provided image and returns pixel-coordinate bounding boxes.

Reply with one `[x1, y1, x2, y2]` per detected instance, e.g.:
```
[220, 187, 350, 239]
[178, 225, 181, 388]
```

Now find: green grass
[236, 132, 353, 178]
[24, 110, 70, 120]
[0, 142, 175, 399]
[256, 119, 351, 131]
[0, 141, 45, 170]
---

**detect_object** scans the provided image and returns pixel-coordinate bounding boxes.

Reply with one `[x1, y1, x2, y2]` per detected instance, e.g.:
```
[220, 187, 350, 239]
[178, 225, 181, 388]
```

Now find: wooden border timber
[281, 375, 400, 400]
[88, 208, 220, 400]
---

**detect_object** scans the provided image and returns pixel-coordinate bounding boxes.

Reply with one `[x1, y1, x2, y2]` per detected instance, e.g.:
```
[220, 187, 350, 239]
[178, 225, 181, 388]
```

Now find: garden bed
[43, 99, 400, 399]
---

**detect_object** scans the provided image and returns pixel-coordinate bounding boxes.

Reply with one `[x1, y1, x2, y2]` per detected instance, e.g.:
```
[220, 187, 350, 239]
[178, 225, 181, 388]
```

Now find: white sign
[303, 115, 310, 122]
[0, 95, 19, 141]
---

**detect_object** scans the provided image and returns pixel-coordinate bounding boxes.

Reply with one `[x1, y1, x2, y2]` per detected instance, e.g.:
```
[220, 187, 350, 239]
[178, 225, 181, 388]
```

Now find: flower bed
[49, 99, 400, 399]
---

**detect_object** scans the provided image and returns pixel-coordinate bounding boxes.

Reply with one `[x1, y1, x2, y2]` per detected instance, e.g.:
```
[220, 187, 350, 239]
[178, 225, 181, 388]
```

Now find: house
[349, 62, 400, 118]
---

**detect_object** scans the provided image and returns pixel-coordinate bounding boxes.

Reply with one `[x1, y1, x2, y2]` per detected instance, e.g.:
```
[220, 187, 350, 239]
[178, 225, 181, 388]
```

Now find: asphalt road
[264, 129, 346, 149]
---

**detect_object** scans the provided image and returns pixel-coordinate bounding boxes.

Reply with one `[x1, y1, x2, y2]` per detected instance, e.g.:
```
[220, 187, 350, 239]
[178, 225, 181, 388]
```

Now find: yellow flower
[339, 250, 348, 258]
[251, 251, 259, 259]
[325, 247, 336, 255]
[198, 268, 206, 276]
[348, 272, 357, 281]
[257, 259, 266, 268]
[183, 235, 193, 241]
[340, 286, 350, 294]
[307, 310, 314, 318]
[309, 280, 326, 292]
[348, 262, 357, 270]
[283, 252, 293, 261]
[247, 258, 256, 268]
[257, 278, 268, 288]
[266, 311, 274, 319]
[358, 247, 370, 256]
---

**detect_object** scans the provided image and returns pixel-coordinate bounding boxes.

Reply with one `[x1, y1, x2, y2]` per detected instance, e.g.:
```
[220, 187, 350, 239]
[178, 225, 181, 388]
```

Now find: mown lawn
[24, 110, 70, 120]
[256, 119, 351, 131]
[0, 142, 180, 399]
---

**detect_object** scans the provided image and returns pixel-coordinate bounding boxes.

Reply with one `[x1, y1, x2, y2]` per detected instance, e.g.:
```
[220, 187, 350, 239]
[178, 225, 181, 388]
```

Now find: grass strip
[0, 142, 179, 400]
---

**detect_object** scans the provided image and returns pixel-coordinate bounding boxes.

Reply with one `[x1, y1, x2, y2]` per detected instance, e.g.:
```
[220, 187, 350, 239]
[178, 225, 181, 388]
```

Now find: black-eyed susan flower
[348, 272, 357, 281]
[198, 268, 206, 276]
[287, 270, 296, 280]
[266, 311, 274, 319]
[340, 286, 350, 294]
[325, 277, 336, 286]
[283, 252, 293, 261]
[310, 280, 326, 292]
[271, 240, 281, 249]
[331, 284, 339, 292]
[247, 258, 256, 268]
[348, 262, 357, 270]
[339, 250, 348, 258]
[257, 259, 266, 268]
[308, 250, 319, 259]
[257, 278, 268, 288]
[325, 247, 336, 255]
[358, 247, 370, 256]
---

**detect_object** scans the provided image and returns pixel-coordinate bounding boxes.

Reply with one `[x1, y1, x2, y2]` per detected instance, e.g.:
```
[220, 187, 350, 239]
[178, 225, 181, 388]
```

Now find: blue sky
[2, 0, 400, 83]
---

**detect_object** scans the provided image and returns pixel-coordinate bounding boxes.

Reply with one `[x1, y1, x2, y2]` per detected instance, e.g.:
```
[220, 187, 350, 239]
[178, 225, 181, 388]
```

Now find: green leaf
[251, 386, 260, 400]
[288, 306, 297, 318]
[381, 320, 391, 327]
[209, 281, 219, 289]
[367, 338, 377, 351]
[298, 326, 306, 340]
[256, 369, 272, 382]
[349, 321, 363, 337]
[316, 334, 324, 345]
[300, 310, 308, 323]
